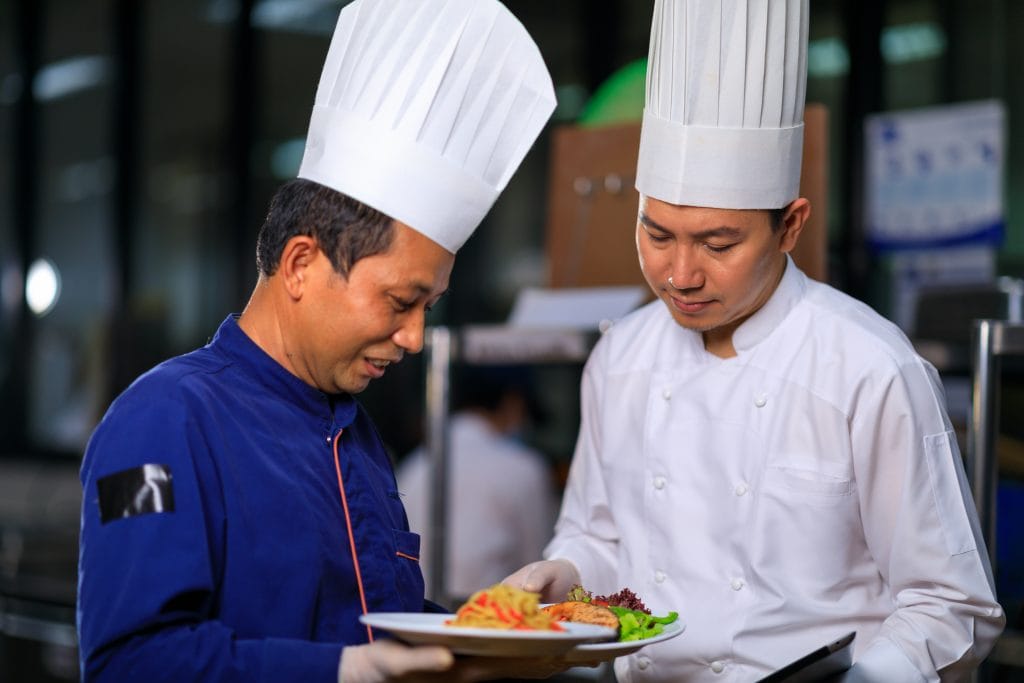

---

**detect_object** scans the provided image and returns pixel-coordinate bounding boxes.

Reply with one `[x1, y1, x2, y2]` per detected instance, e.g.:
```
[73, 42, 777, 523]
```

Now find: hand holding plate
[338, 640, 453, 683]
[502, 559, 581, 604]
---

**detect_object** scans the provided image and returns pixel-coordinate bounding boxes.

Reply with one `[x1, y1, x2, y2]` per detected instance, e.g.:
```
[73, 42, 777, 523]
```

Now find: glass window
[25, 0, 116, 454]
[883, 1, 947, 110]
[128, 0, 235, 373]
[0, 0, 17, 433]
[805, 0, 849, 264]
[252, 2, 338, 266]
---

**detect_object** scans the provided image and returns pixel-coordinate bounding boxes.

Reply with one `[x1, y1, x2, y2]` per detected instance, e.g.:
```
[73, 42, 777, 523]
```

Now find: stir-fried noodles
[447, 584, 564, 631]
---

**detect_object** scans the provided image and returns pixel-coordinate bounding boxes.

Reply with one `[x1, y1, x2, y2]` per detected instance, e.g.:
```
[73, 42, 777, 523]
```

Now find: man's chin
[664, 304, 717, 333]
[336, 376, 371, 395]
[675, 320, 717, 334]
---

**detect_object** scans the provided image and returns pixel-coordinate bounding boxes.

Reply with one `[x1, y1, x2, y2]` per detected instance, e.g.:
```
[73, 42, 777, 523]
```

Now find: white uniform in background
[546, 256, 1003, 682]
[399, 413, 558, 600]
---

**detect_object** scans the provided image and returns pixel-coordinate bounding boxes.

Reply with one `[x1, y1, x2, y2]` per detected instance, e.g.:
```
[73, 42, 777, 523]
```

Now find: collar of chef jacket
[731, 254, 806, 354]
[214, 314, 359, 427]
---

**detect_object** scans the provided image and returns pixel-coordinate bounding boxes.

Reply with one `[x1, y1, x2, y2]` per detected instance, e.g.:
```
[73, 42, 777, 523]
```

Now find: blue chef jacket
[77, 315, 426, 682]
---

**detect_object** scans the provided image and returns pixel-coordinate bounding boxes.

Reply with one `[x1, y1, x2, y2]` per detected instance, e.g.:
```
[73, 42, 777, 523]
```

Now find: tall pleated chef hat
[636, 0, 809, 209]
[298, 0, 556, 253]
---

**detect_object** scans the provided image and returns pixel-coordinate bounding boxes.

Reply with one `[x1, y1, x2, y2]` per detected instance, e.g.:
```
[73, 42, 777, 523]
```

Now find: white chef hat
[298, 0, 556, 253]
[636, 0, 809, 209]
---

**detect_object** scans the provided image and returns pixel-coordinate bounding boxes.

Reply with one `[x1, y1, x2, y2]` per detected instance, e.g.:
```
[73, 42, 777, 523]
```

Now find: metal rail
[968, 320, 1024, 679]
[423, 327, 453, 605]
[968, 320, 1024, 565]
[421, 325, 598, 608]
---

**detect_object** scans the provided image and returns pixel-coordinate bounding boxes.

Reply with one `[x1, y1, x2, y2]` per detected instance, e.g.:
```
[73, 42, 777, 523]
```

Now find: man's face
[295, 221, 454, 394]
[635, 196, 800, 351]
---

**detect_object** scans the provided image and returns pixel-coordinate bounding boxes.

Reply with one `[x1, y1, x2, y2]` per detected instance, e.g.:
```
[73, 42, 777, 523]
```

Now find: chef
[76, 1, 559, 681]
[505, 0, 1005, 681]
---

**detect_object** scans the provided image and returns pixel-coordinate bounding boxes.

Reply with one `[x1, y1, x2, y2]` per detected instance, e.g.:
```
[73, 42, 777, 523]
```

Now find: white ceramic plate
[564, 620, 685, 662]
[359, 612, 617, 657]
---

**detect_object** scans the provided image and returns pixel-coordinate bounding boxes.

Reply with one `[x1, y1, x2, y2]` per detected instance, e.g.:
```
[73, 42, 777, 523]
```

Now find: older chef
[505, 0, 1005, 681]
[76, 1, 558, 682]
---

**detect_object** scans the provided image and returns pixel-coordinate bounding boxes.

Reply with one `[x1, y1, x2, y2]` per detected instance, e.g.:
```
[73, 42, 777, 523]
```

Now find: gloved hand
[339, 640, 583, 683]
[338, 640, 453, 683]
[502, 558, 581, 603]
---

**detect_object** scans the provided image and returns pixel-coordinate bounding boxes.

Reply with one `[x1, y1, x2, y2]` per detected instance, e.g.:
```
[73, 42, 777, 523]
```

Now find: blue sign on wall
[865, 100, 1005, 252]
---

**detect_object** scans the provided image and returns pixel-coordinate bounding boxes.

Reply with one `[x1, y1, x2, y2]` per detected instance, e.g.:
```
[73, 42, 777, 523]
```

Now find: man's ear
[778, 197, 811, 254]
[278, 235, 319, 300]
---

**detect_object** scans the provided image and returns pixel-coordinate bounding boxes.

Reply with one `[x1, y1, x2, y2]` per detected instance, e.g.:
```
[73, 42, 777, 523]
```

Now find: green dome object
[578, 58, 648, 128]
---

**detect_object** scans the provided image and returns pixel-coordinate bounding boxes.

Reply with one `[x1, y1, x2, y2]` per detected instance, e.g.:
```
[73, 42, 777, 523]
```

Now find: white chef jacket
[399, 412, 558, 600]
[545, 257, 1004, 683]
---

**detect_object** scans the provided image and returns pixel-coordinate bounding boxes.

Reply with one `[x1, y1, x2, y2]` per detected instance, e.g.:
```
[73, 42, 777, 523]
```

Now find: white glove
[502, 559, 581, 603]
[338, 640, 453, 683]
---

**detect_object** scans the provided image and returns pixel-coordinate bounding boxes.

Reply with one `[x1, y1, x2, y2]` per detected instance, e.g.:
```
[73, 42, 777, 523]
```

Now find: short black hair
[768, 207, 786, 233]
[255, 178, 395, 278]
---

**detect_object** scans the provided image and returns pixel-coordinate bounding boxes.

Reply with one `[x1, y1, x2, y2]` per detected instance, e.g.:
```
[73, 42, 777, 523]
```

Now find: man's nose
[392, 312, 425, 354]
[669, 249, 703, 290]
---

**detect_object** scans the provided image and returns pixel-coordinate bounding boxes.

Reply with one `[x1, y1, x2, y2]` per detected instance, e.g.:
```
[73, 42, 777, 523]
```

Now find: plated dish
[358, 612, 617, 657]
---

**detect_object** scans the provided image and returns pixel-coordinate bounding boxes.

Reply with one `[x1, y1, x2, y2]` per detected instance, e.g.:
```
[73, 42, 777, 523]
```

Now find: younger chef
[505, 0, 1004, 680]
[76, 1, 561, 681]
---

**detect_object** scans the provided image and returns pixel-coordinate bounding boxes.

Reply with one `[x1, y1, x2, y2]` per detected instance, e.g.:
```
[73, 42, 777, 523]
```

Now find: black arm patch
[97, 464, 175, 524]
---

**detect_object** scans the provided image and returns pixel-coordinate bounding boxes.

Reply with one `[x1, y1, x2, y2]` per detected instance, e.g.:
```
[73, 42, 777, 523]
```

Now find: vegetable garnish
[609, 606, 679, 642]
[565, 584, 678, 642]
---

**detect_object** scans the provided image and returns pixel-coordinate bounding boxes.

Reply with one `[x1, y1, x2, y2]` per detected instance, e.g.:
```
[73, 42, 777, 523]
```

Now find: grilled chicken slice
[542, 601, 620, 632]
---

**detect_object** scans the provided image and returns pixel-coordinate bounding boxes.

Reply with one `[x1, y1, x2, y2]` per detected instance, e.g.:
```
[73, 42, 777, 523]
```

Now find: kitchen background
[2, 0, 1024, 680]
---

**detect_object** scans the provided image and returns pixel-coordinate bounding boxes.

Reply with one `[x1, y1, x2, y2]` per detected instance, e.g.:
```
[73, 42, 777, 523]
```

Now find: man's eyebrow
[392, 284, 449, 303]
[639, 212, 671, 233]
[693, 226, 743, 240]
[412, 284, 451, 301]
[638, 212, 743, 239]
[401, 281, 434, 294]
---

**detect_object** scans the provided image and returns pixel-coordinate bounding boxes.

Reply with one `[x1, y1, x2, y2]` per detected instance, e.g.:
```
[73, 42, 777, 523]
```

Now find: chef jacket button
[636, 656, 651, 670]
[754, 393, 768, 407]
[653, 476, 667, 490]
[655, 570, 666, 583]
[730, 577, 744, 591]
[710, 660, 725, 673]
[734, 482, 749, 496]
[662, 388, 672, 400]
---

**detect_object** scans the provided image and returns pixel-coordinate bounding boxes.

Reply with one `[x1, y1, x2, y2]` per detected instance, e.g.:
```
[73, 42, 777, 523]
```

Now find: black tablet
[756, 631, 856, 683]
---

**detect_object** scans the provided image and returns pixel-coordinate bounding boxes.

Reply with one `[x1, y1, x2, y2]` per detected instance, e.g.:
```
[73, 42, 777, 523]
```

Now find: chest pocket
[754, 455, 862, 583]
[392, 529, 425, 611]
[762, 456, 855, 507]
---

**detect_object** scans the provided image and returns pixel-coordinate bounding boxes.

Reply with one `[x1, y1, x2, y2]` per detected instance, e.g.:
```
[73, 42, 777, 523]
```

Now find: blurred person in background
[76, 1, 562, 681]
[505, 0, 1004, 681]
[399, 366, 558, 604]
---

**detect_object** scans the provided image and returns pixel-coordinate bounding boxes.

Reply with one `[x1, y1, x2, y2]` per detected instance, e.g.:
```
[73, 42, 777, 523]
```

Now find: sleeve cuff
[845, 638, 929, 683]
[260, 638, 343, 683]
